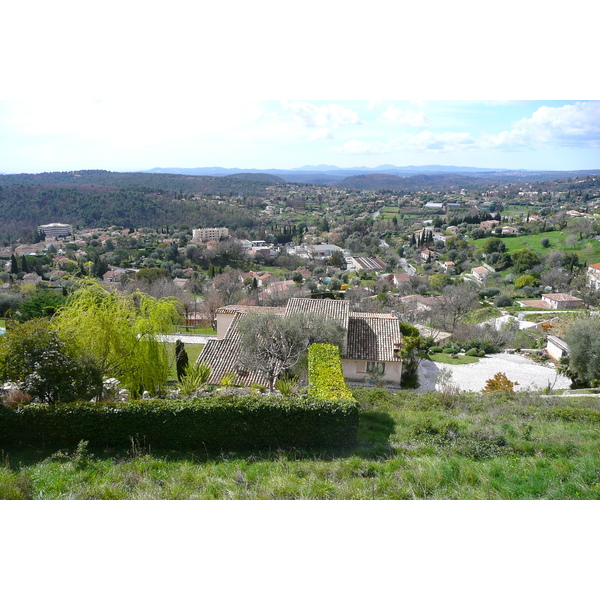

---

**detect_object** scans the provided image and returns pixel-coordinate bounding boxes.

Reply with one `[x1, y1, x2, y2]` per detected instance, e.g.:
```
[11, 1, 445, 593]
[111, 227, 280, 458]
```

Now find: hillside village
[0, 171, 599, 391]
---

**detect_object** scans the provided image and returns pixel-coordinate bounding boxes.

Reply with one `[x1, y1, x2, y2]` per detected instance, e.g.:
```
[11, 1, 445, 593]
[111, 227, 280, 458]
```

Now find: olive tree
[564, 317, 600, 386]
[236, 312, 346, 392]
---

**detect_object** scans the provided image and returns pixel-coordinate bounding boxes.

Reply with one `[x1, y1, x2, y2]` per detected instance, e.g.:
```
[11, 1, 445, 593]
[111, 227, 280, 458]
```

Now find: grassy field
[2, 388, 599, 499]
[474, 231, 600, 264]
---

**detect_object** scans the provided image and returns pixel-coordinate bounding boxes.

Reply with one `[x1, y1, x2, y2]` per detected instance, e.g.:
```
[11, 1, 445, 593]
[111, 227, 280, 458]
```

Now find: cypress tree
[11, 255, 19, 274]
[175, 340, 189, 382]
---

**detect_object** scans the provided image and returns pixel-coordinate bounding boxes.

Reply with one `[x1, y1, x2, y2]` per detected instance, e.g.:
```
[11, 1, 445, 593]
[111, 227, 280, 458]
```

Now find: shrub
[178, 363, 211, 397]
[494, 294, 513, 307]
[220, 372, 238, 387]
[465, 348, 479, 357]
[429, 346, 443, 354]
[307, 344, 354, 401]
[0, 394, 359, 450]
[483, 372, 518, 393]
[276, 375, 298, 396]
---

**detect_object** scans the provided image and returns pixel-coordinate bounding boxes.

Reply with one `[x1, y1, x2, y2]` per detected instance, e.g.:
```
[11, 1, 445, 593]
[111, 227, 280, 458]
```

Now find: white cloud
[482, 101, 600, 150]
[379, 105, 429, 128]
[333, 101, 600, 157]
[282, 102, 361, 139]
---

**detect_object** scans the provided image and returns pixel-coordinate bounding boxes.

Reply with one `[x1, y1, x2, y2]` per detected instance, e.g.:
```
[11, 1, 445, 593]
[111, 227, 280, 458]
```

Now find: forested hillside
[0, 170, 284, 195]
[0, 170, 291, 239]
[0, 184, 262, 239]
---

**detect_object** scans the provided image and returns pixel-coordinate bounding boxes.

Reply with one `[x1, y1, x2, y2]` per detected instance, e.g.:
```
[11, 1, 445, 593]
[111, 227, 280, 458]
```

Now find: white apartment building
[192, 227, 229, 243]
[38, 223, 72, 237]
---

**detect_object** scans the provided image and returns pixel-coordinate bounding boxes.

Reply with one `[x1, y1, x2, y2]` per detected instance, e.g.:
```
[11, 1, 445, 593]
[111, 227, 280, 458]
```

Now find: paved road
[157, 334, 215, 344]
[416, 352, 571, 393]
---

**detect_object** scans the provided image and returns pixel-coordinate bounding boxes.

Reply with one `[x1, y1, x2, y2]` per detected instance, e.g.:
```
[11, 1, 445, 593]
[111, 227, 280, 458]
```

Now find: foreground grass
[1, 389, 599, 499]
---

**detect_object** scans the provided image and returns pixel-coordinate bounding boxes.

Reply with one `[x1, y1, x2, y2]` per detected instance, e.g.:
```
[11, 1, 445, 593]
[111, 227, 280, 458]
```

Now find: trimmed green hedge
[0, 394, 359, 451]
[307, 344, 354, 401]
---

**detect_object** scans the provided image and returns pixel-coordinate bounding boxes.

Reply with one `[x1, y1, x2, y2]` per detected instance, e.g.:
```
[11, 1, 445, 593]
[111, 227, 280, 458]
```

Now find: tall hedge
[307, 344, 354, 401]
[0, 394, 359, 451]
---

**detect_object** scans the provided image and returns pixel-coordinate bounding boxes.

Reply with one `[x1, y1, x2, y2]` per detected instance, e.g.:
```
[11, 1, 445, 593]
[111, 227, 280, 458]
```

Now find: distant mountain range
[144, 164, 600, 185]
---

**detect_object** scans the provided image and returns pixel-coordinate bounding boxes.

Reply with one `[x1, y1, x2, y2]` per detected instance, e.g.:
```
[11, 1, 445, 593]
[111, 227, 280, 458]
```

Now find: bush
[178, 363, 211, 397]
[494, 294, 514, 307]
[0, 394, 360, 450]
[429, 346, 443, 354]
[307, 344, 354, 401]
[464, 338, 498, 354]
[465, 348, 479, 356]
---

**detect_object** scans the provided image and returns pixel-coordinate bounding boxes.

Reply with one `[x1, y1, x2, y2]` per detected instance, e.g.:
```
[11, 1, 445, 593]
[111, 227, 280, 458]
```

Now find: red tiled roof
[197, 328, 270, 387]
[541, 293, 582, 302]
[519, 300, 551, 309]
[346, 313, 402, 362]
[216, 305, 285, 316]
[285, 298, 350, 331]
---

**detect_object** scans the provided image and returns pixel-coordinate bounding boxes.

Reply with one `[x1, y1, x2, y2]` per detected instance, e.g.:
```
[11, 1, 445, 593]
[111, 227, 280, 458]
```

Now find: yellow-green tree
[53, 282, 182, 398]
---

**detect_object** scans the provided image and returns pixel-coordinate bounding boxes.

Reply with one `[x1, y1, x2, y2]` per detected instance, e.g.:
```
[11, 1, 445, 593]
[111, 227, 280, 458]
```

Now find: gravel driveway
[416, 353, 571, 393]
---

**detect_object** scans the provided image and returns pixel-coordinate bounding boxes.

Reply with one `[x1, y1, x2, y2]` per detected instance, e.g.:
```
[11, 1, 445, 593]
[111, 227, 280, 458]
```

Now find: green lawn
[430, 353, 480, 365]
[170, 325, 215, 335]
[2, 387, 599, 499]
[164, 342, 205, 380]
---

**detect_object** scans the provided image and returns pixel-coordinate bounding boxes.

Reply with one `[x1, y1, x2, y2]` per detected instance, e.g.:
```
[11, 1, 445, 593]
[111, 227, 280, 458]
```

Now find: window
[366, 361, 385, 374]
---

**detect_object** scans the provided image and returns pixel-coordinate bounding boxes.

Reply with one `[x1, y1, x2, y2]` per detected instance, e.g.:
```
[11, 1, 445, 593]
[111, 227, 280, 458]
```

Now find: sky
[1, 99, 599, 174]
[1, 1, 598, 176]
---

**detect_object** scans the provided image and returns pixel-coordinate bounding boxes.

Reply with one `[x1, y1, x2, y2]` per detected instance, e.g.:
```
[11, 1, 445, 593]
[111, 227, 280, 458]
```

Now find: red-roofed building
[587, 262, 600, 291]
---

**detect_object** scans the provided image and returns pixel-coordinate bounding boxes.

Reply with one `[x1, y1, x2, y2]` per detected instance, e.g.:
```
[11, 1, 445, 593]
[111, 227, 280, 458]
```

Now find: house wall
[587, 268, 600, 291]
[542, 297, 581, 309]
[546, 337, 569, 362]
[216, 313, 237, 339]
[342, 359, 402, 385]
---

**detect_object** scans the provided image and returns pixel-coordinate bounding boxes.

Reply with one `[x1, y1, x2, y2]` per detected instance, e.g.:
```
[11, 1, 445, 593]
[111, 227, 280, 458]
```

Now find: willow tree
[53, 282, 182, 398]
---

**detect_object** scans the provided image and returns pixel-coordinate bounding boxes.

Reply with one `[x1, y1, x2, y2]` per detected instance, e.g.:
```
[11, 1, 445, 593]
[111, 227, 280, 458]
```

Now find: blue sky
[0, 100, 598, 173]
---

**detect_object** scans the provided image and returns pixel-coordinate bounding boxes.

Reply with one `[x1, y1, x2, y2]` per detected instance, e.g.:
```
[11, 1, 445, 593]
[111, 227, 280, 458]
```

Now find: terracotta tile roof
[285, 298, 350, 331]
[345, 313, 402, 362]
[541, 293, 582, 302]
[197, 328, 270, 387]
[519, 300, 551, 309]
[216, 305, 285, 316]
[589, 262, 600, 271]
